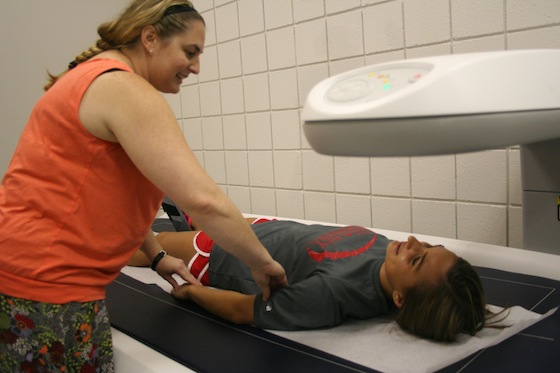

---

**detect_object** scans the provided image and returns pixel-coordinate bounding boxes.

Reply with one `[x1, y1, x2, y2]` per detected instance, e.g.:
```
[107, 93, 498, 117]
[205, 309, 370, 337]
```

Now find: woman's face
[150, 20, 205, 93]
[383, 236, 457, 306]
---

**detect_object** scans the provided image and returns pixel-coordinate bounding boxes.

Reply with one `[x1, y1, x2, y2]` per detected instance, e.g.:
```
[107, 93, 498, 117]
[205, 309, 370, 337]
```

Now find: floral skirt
[0, 293, 114, 373]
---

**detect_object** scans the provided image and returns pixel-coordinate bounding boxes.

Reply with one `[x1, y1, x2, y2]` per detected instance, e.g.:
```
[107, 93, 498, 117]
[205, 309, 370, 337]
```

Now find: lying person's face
[384, 236, 457, 307]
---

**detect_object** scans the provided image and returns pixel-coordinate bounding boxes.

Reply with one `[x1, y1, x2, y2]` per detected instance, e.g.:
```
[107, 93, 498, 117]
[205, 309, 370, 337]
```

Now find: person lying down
[128, 218, 487, 342]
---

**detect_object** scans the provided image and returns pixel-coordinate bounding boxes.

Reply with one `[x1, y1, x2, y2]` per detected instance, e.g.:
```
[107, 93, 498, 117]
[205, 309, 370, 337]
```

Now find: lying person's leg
[128, 231, 199, 267]
[128, 218, 259, 267]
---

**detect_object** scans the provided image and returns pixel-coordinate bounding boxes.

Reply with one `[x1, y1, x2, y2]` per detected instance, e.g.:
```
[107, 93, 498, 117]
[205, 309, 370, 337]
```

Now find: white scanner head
[302, 49, 560, 156]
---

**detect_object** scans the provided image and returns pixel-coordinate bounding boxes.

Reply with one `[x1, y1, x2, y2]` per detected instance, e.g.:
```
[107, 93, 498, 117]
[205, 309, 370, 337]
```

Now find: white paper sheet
[270, 305, 557, 373]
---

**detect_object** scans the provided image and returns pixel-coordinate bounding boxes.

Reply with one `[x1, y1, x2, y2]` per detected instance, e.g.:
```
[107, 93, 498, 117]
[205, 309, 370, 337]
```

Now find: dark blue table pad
[108, 225, 559, 373]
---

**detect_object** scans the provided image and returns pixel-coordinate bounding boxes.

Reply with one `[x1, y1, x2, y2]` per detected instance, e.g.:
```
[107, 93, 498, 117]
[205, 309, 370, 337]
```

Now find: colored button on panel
[408, 72, 424, 83]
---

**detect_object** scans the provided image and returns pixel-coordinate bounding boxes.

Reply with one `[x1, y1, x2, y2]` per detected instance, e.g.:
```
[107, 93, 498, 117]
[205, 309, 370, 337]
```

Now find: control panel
[325, 65, 432, 104]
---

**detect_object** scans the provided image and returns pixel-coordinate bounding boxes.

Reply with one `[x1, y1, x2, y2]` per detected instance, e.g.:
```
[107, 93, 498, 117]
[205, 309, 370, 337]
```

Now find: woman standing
[0, 1, 287, 371]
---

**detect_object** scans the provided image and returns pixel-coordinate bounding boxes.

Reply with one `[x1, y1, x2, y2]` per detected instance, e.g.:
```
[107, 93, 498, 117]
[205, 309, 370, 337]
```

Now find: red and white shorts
[188, 217, 273, 286]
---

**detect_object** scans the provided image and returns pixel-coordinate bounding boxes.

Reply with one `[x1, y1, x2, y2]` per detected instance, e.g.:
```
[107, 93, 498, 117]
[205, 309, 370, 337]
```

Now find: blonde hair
[44, 0, 204, 91]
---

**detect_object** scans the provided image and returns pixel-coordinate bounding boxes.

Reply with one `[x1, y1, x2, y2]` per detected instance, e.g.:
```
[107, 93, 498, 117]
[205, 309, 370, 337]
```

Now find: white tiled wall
[168, 0, 560, 248]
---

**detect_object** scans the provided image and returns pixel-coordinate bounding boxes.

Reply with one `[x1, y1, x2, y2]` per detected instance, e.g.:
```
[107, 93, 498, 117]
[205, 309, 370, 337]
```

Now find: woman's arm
[80, 71, 287, 298]
[172, 284, 256, 325]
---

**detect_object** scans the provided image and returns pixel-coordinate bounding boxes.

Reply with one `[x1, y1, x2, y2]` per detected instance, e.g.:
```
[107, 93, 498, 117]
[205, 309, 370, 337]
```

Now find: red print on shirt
[306, 226, 377, 262]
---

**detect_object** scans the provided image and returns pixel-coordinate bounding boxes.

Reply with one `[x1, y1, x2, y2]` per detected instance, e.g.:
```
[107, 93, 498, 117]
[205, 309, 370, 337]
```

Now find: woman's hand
[155, 255, 201, 290]
[251, 260, 288, 301]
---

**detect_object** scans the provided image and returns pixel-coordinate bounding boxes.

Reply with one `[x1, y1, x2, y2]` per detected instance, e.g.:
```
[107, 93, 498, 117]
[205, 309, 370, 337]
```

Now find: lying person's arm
[172, 284, 256, 325]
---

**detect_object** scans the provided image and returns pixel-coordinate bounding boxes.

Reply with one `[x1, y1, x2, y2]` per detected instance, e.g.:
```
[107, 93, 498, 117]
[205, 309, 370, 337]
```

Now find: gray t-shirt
[208, 220, 390, 330]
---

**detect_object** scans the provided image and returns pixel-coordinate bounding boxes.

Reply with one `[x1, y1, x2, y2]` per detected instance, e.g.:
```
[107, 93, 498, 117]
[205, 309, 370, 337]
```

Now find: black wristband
[150, 250, 168, 271]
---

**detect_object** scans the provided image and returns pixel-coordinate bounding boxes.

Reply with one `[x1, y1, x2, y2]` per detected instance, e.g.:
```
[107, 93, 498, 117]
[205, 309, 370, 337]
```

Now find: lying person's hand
[171, 283, 192, 300]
